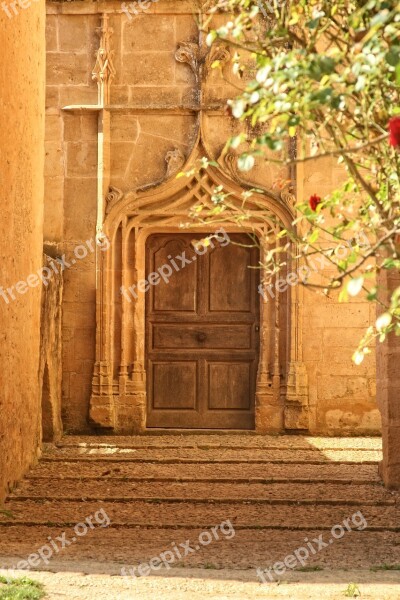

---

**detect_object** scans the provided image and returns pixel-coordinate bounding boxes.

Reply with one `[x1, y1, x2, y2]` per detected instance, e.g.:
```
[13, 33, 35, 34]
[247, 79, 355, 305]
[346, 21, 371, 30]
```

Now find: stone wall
[299, 157, 380, 435]
[45, 11, 98, 432]
[44, 1, 379, 436]
[0, 1, 45, 501]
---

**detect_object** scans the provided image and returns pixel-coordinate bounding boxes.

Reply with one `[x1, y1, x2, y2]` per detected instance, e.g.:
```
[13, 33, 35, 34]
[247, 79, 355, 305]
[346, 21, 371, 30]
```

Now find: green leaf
[386, 46, 400, 67]
[309, 57, 336, 81]
[307, 18, 321, 29]
[311, 88, 333, 103]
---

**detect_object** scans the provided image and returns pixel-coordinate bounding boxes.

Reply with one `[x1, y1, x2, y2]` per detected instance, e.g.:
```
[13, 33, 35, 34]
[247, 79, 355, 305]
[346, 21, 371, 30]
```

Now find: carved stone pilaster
[256, 372, 283, 433]
[114, 368, 147, 433]
[89, 361, 115, 428]
[284, 361, 309, 430]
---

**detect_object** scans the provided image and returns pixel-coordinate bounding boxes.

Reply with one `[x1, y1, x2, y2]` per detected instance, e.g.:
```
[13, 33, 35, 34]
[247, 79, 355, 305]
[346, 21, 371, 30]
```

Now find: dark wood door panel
[208, 361, 253, 410]
[151, 323, 253, 350]
[208, 243, 254, 312]
[150, 361, 198, 410]
[146, 233, 259, 429]
[151, 237, 198, 313]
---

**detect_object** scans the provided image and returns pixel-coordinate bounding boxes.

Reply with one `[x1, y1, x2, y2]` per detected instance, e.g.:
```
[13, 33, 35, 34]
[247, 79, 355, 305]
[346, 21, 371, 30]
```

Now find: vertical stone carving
[175, 41, 231, 88]
[165, 148, 186, 178]
[39, 254, 63, 443]
[105, 186, 124, 215]
[280, 183, 296, 206]
[92, 14, 116, 105]
[175, 42, 200, 79]
[205, 44, 231, 76]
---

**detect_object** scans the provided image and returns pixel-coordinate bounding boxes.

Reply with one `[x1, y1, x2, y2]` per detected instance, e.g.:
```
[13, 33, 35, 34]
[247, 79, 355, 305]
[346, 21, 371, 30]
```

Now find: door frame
[89, 164, 310, 434]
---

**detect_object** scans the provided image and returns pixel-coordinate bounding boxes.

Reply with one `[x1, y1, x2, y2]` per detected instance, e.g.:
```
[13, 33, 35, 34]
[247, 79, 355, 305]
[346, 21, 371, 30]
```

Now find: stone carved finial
[165, 148, 186, 178]
[222, 152, 241, 184]
[105, 185, 124, 214]
[206, 44, 231, 73]
[92, 14, 116, 104]
[175, 42, 200, 76]
[280, 183, 296, 205]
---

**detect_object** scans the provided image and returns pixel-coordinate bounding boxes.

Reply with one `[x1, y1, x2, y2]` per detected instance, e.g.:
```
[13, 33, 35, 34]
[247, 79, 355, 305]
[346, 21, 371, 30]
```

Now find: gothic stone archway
[89, 163, 309, 433]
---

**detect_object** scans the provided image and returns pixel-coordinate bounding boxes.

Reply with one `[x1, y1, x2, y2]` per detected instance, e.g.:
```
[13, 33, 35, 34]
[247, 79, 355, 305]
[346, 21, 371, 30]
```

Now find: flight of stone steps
[0, 435, 399, 573]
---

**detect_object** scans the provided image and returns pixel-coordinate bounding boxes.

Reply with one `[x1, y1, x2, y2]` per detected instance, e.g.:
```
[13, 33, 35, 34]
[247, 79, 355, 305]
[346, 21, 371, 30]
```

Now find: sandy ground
[1, 563, 400, 599]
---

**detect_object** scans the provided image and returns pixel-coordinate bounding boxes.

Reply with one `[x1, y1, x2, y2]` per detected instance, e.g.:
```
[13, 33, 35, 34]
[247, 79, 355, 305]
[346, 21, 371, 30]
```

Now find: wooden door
[145, 233, 260, 429]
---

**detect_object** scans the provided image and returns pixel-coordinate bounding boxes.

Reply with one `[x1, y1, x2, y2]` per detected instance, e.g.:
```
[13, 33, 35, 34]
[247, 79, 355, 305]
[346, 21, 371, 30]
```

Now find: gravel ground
[1, 565, 400, 600]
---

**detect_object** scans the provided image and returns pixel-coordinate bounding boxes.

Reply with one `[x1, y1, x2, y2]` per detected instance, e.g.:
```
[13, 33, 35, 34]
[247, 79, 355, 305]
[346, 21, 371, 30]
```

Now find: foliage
[197, 0, 400, 360]
[343, 582, 361, 597]
[370, 563, 400, 570]
[0, 576, 45, 600]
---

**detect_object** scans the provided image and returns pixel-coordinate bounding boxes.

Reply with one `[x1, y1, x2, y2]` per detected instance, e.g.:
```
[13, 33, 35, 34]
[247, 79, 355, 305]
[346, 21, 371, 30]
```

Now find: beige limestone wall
[0, 1, 45, 501]
[299, 157, 379, 435]
[45, 11, 99, 432]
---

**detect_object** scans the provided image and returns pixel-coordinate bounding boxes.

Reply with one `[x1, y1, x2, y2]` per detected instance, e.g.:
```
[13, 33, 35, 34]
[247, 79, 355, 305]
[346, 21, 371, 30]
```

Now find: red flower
[389, 116, 400, 148]
[309, 194, 322, 211]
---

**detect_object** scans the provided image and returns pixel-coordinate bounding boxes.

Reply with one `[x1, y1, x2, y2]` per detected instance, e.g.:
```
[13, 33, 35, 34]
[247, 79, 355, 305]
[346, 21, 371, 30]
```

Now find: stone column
[0, 0, 45, 500]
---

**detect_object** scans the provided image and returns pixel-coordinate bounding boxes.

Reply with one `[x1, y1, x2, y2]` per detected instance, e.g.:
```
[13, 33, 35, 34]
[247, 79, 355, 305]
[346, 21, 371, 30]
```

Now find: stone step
[41, 446, 382, 464]
[26, 461, 381, 483]
[9, 480, 394, 504]
[53, 435, 383, 450]
[0, 526, 398, 571]
[0, 500, 398, 528]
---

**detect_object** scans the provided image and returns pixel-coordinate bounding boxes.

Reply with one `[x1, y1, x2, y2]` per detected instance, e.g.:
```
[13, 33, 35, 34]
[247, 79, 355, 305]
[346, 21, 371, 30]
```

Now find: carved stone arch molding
[89, 150, 309, 433]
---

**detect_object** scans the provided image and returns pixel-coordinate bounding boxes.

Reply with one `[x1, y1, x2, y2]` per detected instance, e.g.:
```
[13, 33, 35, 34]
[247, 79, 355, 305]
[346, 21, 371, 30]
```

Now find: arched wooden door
[145, 233, 260, 429]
